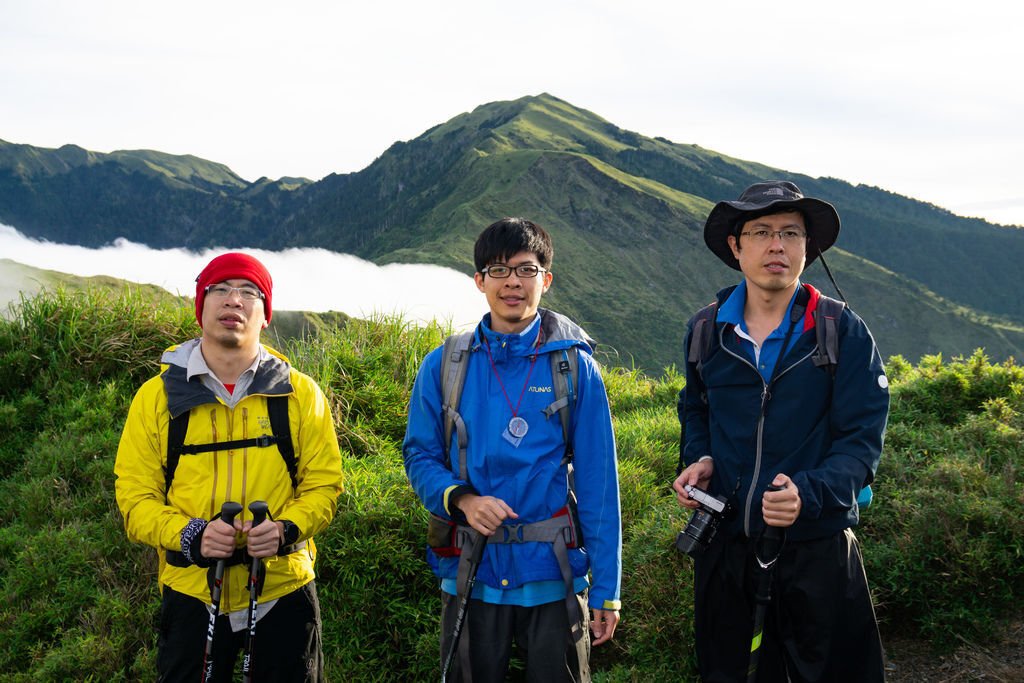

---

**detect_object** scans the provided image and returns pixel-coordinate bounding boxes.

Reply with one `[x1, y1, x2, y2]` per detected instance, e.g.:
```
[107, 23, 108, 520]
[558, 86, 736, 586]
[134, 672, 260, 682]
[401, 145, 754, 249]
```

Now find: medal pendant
[508, 416, 529, 438]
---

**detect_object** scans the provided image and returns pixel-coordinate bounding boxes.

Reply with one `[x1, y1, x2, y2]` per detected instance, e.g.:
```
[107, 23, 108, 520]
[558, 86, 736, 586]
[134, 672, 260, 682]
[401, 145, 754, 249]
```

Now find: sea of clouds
[0, 224, 487, 329]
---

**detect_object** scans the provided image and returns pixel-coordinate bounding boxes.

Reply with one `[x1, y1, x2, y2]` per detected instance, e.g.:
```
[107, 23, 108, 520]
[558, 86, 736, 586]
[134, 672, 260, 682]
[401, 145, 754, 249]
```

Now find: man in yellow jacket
[115, 252, 343, 682]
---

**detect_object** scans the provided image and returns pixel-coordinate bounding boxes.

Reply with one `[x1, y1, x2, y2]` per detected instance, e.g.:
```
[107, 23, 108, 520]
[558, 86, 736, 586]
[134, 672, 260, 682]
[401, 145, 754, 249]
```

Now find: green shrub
[863, 351, 1024, 643]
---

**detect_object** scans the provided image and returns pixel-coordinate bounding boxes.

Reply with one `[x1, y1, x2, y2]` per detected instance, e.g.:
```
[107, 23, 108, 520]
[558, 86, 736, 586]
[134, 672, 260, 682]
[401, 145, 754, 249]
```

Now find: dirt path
[883, 618, 1024, 682]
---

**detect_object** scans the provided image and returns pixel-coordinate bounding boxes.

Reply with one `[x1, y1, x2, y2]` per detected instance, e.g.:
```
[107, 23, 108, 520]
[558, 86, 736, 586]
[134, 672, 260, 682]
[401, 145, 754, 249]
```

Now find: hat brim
[703, 197, 841, 270]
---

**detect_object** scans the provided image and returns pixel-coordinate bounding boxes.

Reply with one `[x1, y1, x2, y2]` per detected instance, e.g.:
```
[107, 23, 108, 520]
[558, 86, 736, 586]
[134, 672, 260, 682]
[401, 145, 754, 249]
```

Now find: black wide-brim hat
[703, 180, 841, 270]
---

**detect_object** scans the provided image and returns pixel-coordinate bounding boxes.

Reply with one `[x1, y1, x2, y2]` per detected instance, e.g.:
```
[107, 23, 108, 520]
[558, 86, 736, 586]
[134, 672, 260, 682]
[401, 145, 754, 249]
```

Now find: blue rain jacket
[403, 309, 622, 610]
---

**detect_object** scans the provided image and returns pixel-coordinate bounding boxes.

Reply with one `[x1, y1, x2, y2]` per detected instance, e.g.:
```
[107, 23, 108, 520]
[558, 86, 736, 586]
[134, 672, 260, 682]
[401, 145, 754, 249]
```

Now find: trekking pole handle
[211, 502, 243, 594]
[762, 484, 786, 541]
[220, 501, 244, 526]
[757, 485, 787, 564]
[248, 500, 269, 527]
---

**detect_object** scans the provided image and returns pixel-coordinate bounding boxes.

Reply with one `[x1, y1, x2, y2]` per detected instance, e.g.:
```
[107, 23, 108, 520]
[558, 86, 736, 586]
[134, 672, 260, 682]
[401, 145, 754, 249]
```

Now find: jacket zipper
[717, 326, 815, 536]
[240, 406, 249, 516]
[208, 408, 220, 519]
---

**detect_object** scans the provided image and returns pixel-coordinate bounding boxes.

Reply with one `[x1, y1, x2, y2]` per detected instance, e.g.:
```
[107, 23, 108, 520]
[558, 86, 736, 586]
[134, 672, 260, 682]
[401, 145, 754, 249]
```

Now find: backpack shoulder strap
[687, 301, 719, 376]
[440, 331, 474, 478]
[165, 410, 190, 502]
[266, 395, 297, 490]
[812, 295, 846, 374]
[164, 396, 296, 498]
[542, 347, 580, 464]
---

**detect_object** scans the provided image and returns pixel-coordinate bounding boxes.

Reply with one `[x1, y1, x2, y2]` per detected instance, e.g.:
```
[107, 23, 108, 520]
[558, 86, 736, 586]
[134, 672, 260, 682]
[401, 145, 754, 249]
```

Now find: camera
[675, 484, 731, 558]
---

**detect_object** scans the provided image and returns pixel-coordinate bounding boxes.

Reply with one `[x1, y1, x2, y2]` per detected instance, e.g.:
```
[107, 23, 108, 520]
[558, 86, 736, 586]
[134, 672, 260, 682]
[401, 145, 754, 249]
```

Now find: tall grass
[0, 289, 1021, 681]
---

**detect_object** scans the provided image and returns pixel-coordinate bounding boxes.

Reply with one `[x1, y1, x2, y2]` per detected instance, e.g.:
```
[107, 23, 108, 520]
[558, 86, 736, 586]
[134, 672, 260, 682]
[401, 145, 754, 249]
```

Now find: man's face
[200, 278, 268, 351]
[727, 211, 808, 296]
[474, 251, 553, 334]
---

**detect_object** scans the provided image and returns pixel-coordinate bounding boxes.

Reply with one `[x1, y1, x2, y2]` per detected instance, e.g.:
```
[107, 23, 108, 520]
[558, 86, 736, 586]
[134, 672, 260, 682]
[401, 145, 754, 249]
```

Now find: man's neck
[742, 280, 799, 344]
[488, 312, 539, 336]
[199, 340, 260, 385]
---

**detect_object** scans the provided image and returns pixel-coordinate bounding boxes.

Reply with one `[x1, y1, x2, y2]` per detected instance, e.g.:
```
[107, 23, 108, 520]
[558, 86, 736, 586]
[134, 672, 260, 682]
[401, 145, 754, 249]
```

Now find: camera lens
[676, 510, 716, 558]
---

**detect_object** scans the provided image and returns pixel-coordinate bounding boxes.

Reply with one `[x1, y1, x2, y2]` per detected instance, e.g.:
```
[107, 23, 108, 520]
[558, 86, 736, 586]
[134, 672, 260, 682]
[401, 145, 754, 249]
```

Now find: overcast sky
[2, 0, 1022, 226]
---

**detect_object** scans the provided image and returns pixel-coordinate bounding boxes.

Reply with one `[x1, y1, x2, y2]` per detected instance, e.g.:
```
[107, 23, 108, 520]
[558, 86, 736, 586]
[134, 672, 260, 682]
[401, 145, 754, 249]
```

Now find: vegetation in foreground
[0, 288, 1021, 681]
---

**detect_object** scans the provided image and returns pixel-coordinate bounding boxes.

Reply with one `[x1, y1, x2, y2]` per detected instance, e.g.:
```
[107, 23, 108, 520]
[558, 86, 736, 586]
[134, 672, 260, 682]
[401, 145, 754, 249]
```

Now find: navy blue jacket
[681, 284, 889, 541]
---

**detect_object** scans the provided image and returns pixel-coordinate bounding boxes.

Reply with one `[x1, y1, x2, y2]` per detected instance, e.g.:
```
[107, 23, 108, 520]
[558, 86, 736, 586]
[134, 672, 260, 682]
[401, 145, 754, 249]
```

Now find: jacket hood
[159, 339, 293, 418]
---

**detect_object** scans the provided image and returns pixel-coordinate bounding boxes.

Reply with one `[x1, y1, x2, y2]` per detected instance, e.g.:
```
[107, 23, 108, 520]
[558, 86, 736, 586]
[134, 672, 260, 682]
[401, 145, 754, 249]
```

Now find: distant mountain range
[2, 93, 1023, 371]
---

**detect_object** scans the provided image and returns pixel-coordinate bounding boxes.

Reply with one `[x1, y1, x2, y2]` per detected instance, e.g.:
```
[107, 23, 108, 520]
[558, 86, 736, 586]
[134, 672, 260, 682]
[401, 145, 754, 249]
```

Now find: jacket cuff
[179, 518, 212, 567]
[444, 484, 477, 515]
[279, 519, 301, 546]
[589, 594, 622, 611]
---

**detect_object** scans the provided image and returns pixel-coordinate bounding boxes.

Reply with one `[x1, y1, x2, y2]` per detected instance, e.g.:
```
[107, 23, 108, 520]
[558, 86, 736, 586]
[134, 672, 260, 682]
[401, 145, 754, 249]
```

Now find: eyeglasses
[480, 264, 547, 279]
[204, 284, 264, 301]
[740, 229, 807, 244]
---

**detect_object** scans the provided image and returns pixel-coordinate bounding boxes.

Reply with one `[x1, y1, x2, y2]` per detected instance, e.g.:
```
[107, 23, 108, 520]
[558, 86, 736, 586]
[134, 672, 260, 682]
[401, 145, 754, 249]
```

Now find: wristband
[180, 518, 212, 567]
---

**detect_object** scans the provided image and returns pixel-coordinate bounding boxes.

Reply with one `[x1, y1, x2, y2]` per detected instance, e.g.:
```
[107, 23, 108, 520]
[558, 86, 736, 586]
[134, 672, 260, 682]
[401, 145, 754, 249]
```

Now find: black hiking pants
[440, 590, 592, 682]
[156, 581, 323, 682]
[693, 528, 885, 683]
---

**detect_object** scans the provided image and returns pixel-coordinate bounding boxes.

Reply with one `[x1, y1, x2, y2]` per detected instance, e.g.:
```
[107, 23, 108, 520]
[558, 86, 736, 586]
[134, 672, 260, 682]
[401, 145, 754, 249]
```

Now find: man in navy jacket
[674, 181, 889, 682]
[404, 217, 621, 682]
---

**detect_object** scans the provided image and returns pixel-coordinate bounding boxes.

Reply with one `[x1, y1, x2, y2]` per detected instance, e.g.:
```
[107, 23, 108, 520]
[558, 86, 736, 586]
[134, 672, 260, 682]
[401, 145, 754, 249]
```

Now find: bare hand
[590, 608, 620, 646]
[455, 494, 518, 536]
[200, 518, 237, 559]
[237, 519, 284, 558]
[762, 474, 801, 527]
[673, 459, 714, 508]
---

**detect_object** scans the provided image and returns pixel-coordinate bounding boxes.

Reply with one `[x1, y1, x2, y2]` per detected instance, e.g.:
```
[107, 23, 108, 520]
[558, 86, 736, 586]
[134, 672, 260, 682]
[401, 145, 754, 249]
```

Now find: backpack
[680, 286, 873, 507]
[165, 395, 297, 501]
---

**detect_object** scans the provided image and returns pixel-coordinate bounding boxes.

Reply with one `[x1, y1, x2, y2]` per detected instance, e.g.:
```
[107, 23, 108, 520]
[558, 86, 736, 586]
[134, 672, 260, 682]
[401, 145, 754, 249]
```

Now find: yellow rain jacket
[115, 341, 343, 612]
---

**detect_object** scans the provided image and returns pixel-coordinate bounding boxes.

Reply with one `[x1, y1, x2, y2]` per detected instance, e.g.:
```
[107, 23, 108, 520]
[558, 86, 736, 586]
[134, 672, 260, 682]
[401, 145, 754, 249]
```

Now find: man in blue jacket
[674, 181, 888, 682]
[404, 217, 621, 682]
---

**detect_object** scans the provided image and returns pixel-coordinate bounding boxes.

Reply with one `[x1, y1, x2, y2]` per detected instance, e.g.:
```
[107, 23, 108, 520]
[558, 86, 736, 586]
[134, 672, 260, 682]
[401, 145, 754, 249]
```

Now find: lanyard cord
[483, 326, 544, 418]
[760, 288, 809, 414]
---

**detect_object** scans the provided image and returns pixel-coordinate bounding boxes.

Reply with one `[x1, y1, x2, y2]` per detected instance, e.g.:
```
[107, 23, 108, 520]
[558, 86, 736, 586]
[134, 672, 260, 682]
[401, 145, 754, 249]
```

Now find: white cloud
[0, 225, 487, 329]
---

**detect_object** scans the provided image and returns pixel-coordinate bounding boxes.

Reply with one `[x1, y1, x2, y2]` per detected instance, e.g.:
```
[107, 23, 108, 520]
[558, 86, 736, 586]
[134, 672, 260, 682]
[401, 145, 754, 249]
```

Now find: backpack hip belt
[454, 514, 585, 643]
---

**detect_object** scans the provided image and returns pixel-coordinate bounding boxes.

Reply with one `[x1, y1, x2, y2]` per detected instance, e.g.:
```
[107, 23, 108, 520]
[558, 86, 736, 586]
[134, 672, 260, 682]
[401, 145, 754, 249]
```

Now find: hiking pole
[202, 501, 243, 683]
[242, 500, 269, 683]
[441, 530, 487, 683]
[747, 486, 786, 683]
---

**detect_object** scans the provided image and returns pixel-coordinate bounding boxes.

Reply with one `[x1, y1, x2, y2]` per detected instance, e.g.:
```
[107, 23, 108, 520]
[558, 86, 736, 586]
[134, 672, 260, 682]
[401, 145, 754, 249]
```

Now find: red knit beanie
[194, 253, 273, 326]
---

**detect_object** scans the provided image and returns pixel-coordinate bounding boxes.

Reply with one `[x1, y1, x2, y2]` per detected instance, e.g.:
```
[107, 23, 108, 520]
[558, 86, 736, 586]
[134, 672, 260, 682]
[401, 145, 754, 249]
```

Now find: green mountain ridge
[2, 94, 1023, 370]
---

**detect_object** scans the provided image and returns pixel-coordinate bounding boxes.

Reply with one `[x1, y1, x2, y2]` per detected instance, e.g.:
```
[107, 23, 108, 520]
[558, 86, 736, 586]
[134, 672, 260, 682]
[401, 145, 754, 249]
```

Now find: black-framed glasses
[481, 264, 547, 279]
[204, 284, 264, 301]
[739, 229, 807, 244]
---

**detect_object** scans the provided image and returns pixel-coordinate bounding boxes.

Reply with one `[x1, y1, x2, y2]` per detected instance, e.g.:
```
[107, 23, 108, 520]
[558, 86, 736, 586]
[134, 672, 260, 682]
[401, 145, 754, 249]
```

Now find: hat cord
[815, 244, 847, 303]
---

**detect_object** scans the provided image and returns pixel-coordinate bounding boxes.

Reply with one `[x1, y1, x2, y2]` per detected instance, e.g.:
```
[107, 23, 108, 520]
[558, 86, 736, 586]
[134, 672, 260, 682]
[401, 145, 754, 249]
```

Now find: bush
[862, 351, 1024, 643]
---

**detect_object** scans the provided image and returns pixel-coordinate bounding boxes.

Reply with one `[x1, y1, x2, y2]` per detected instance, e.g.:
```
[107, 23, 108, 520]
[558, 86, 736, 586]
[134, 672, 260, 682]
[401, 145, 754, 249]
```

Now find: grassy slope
[0, 139, 249, 191]
[0, 288, 1021, 681]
